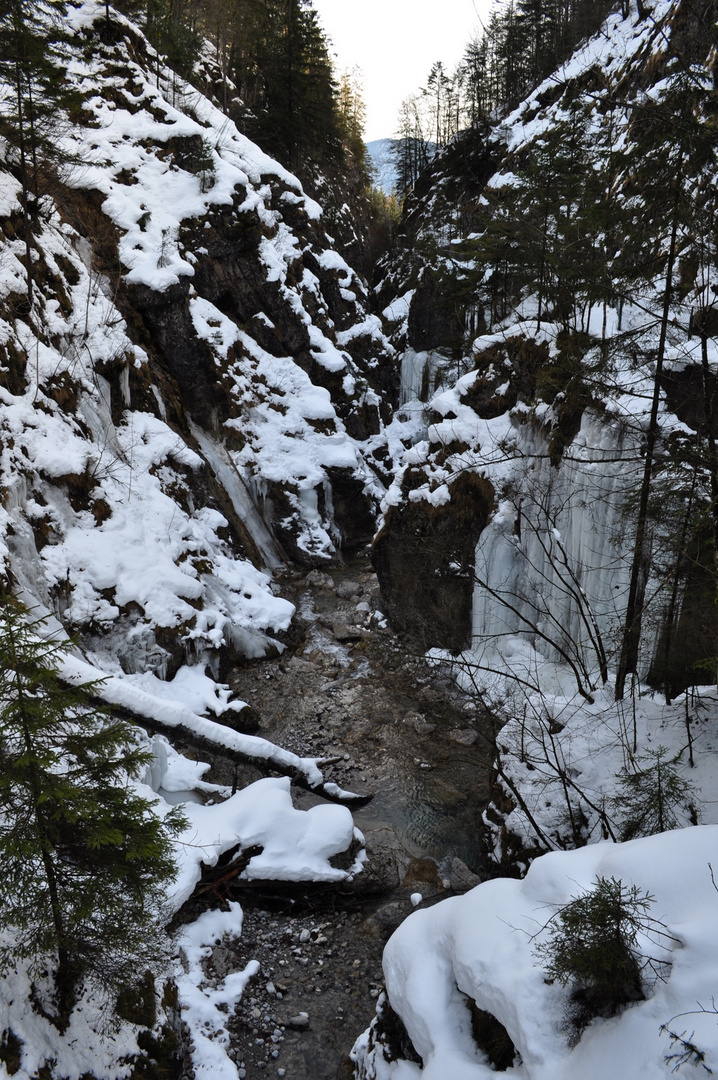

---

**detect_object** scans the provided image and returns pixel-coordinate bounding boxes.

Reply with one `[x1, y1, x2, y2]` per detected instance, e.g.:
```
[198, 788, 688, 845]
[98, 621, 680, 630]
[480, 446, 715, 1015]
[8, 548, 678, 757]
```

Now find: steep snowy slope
[354, 0, 718, 1073]
[374, 0, 718, 681]
[0, 3, 398, 1073]
[0, 0, 395, 679]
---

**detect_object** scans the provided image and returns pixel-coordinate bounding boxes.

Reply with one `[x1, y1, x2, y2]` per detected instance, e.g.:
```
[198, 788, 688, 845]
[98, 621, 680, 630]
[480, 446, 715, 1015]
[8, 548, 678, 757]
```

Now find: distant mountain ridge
[365, 138, 398, 194]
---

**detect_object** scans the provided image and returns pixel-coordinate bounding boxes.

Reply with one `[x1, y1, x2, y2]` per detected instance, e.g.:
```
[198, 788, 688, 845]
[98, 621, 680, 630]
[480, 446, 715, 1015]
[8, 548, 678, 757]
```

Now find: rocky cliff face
[371, 0, 718, 685]
[0, 0, 396, 683]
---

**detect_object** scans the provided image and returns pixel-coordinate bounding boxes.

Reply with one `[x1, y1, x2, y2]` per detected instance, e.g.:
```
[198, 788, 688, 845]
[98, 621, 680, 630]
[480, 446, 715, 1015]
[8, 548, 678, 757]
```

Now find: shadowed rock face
[372, 471, 495, 652]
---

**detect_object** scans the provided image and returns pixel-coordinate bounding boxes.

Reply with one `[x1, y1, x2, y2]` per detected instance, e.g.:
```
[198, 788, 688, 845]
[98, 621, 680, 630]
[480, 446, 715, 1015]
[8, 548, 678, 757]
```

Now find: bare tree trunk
[615, 195, 680, 700]
[14, 58, 33, 307]
[700, 323, 718, 689]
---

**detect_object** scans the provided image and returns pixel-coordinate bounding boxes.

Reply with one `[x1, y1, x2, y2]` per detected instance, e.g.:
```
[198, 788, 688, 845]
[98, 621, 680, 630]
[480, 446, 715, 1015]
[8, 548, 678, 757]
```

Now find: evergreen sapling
[534, 875, 674, 1032]
[0, 596, 185, 1026]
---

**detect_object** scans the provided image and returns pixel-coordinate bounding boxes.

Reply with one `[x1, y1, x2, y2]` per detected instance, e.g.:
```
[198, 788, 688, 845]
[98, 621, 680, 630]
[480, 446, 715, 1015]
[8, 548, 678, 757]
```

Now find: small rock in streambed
[286, 1013, 310, 1030]
[305, 570, 334, 588]
[331, 620, 370, 642]
[447, 727, 478, 746]
[336, 581, 363, 599]
[447, 857, 483, 892]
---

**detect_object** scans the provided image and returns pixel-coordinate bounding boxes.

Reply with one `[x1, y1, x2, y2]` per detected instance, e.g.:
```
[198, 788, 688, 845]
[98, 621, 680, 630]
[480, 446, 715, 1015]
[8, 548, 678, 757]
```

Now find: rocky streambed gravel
[181, 557, 494, 1079]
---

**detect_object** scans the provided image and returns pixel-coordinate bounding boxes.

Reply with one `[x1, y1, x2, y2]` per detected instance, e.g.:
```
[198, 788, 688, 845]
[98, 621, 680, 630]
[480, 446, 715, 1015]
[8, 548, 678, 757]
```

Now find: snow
[0, 1, 394, 1076]
[355, 826, 718, 1080]
[176, 905, 260, 1080]
[171, 776, 359, 906]
[357, 0, 718, 1073]
[3, 0, 718, 1077]
[0, 963, 141, 1080]
[56, 649, 329, 791]
[366, 139, 399, 196]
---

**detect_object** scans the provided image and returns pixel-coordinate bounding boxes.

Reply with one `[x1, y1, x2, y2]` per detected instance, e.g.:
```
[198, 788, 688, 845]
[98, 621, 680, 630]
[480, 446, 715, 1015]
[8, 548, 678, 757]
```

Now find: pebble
[447, 727, 478, 746]
[336, 580, 362, 598]
[305, 570, 333, 588]
[287, 1013, 310, 1030]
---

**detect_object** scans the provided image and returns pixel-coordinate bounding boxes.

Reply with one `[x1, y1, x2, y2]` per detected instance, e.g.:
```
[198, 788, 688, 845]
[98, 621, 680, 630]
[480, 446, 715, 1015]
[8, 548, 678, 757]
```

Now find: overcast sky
[312, 0, 488, 142]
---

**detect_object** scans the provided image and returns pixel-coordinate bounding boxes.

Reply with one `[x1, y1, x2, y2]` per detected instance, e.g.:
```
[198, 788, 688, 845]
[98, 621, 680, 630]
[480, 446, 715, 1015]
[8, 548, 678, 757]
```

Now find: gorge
[1, 0, 718, 1077]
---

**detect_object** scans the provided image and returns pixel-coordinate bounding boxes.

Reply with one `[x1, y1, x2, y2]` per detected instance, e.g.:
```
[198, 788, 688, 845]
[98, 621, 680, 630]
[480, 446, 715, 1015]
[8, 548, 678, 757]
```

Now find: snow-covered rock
[353, 825, 718, 1079]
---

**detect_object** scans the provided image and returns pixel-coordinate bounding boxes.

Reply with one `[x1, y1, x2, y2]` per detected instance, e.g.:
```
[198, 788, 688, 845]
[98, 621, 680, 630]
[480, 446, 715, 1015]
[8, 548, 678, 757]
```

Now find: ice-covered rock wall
[375, 331, 676, 686]
[469, 411, 643, 687]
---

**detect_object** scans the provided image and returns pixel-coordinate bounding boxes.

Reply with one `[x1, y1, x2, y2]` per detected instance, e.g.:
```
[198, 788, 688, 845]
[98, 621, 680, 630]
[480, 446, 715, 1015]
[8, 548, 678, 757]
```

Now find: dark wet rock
[216, 703, 261, 734]
[331, 620, 370, 643]
[372, 471, 494, 652]
[447, 857, 483, 893]
[365, 901, 409, 936]
[305, 570, 334, 588]
[403, 857, 441, 888]
[408, 271, 461, 353]
[325, 467, 378, 553]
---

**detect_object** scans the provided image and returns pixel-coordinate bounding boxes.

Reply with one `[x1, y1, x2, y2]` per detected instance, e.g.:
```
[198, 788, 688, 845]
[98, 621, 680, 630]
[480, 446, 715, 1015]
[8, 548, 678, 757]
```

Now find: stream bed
[191, 557, 495, 1079]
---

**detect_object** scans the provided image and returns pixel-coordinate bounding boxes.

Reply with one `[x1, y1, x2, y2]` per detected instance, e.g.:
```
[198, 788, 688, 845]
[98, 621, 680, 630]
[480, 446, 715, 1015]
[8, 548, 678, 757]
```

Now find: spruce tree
[534, 876, 659, 1023]
[0, 597, 185, 1025]
[614, 73, 711, 700]
[0, 0, 77, 305]
[613, 748, 694, 840]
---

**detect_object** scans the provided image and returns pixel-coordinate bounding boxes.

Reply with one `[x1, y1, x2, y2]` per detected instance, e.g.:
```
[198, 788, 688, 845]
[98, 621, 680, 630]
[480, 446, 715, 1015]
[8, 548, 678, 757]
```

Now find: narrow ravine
[189, 555, 495, 1079]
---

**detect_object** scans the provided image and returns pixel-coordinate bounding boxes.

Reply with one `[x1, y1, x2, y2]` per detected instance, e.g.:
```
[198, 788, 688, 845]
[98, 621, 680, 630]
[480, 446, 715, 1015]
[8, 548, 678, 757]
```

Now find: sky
[311, 0, 488, 142]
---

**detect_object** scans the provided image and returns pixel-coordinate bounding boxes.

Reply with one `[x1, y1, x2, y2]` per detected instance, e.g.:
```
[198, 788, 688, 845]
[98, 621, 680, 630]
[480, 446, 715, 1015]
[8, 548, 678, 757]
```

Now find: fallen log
[90, 692, 374, 808]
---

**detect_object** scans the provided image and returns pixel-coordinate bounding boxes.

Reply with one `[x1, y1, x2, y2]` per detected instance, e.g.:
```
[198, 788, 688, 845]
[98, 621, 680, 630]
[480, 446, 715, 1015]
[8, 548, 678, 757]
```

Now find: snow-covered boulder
[353, 825, 718, 1079]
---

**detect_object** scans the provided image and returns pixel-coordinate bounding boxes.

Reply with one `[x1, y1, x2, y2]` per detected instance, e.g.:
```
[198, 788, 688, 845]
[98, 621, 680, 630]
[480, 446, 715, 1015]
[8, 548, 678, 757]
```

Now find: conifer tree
[614, 73, 710, 700]
[613, 748, 694, 840]
[144, 0, 200, 81]
[0, 597, 185, 1025]
[0, 0, 73, 304]
[534, 876, 661, 1022]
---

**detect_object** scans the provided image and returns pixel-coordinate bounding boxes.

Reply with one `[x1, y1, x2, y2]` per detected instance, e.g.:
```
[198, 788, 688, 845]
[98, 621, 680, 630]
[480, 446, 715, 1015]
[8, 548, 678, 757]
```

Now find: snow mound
[354, 826, 718, 1079]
